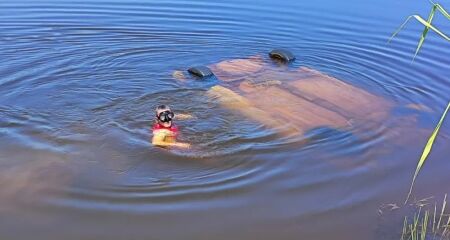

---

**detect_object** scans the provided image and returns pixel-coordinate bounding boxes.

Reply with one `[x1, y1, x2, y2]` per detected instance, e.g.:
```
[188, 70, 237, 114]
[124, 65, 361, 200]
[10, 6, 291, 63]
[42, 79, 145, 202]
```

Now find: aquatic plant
[401, 195, 450, 240]
[389, 1, 449, 59]
[405, 102, 450, 204]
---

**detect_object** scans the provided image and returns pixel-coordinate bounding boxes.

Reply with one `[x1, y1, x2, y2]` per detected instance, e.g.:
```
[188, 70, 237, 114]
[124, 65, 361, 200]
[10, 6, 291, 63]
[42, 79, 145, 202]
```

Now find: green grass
[389, 1, 449, 59]
[401, 195, 450, 240]
[389, 3, 450, 239]
[399, 102, 450, 239]
[405, 102, 450, 203]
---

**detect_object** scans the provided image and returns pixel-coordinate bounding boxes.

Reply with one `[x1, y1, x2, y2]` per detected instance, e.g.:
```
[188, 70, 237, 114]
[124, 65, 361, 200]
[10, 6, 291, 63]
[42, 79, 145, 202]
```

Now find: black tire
[269, 49, 296, 62]
[187, 66, 214, 78]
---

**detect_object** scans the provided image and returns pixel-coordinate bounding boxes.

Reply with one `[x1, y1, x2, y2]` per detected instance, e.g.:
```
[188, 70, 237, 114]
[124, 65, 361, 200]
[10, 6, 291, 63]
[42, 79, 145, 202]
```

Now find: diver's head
[156, 105, 174, 127]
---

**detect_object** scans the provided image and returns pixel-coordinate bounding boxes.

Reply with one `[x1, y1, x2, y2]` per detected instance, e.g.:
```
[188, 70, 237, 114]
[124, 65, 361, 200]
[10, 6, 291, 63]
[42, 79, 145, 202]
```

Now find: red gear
[152, 123, 179, 135]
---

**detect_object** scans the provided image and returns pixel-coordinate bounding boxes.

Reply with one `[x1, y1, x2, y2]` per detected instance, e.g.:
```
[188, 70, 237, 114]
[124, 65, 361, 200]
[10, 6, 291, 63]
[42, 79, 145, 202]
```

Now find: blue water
[0, 0, 449, 239]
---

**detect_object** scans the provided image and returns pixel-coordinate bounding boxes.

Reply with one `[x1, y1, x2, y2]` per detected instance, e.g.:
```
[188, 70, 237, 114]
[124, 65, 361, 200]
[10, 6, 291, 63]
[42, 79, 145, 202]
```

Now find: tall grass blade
[442, 214, 450, 237]
[402, 216, 408, 240]
[412, 15, 450, 41]
[435, 3, 450, 19]
[421, 210, 429, 240]
[410, 224, 415, 240]
[390, 3, 449, 59]
[437, 194, 447, 231]
[413, 209, 421, 240]
[390, 16, 415, 43]
[433, 202, 437, 233]
[413, 5, 437, 58]
[442, 218, 449, 237]
[405, 102, 450, 203]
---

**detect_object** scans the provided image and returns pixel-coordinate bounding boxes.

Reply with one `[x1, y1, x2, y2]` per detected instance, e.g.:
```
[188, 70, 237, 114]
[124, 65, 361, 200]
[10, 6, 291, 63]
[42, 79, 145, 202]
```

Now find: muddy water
[0, 0, 449, 239]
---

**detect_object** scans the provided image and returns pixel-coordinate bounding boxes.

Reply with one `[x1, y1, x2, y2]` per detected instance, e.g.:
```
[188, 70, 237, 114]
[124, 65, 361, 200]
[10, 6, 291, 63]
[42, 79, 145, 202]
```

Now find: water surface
[1, 0, 450, 239]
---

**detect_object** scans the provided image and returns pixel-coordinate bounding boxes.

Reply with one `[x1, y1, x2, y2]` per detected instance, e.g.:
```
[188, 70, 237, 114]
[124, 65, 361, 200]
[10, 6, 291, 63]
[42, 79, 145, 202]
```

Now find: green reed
[405, 102, 450, 203]
[401, 195, 450, 240]
[389, 1, 449, 59]
[389, 3, 450, 239]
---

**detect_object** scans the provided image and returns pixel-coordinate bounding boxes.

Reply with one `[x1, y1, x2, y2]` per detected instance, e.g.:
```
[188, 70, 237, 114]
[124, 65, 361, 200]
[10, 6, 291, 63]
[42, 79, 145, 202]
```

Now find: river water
[0, 0, 449, 239]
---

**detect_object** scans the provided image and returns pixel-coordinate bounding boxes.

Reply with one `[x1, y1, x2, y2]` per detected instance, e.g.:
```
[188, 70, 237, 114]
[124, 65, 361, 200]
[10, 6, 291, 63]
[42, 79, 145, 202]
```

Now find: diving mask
[157, 110, 174, 123]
